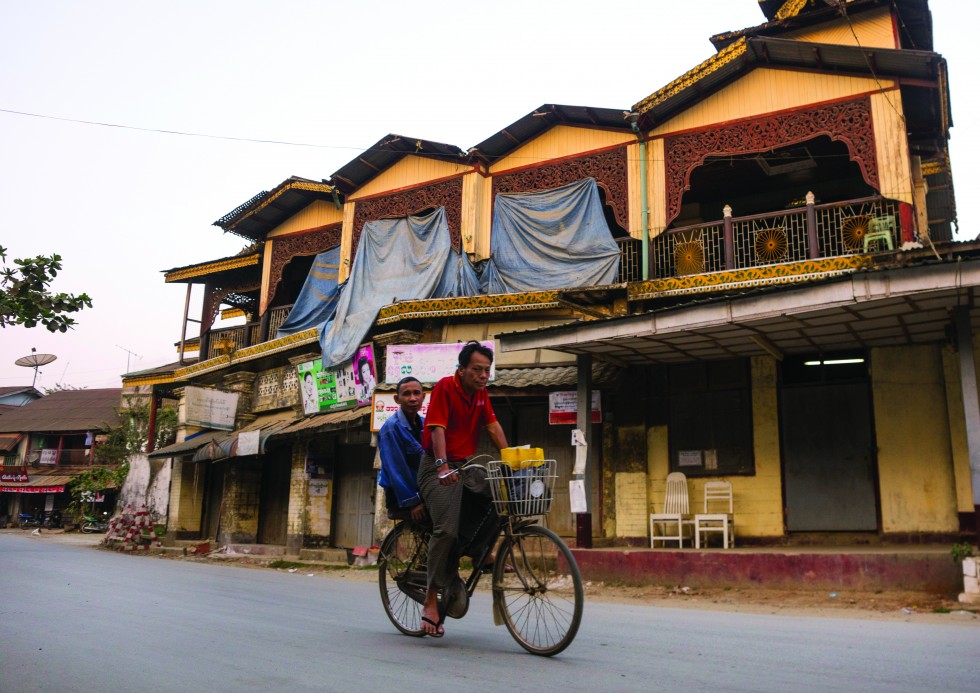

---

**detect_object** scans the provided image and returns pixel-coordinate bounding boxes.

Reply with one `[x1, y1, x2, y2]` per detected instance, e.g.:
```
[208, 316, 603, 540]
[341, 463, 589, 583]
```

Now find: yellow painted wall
[349, 155, 472, 200]
[462, 171, 492, 258]
[871, 91, 913, 204]
[614, 471, 649, 538]
[339, 201, 356, 283]
[940, 346, 978, 513]
[489, 125, 633, 174]
[648, 138, 667, 237]
[266, 200, 343, 238]
[783, 7, 896, 49]
[443, 320, 578, 368]
[626, 142, 642, 240]
[644, 357, 784, 541]
[872, 345, 959, 532]
[648, 68, 893, 139]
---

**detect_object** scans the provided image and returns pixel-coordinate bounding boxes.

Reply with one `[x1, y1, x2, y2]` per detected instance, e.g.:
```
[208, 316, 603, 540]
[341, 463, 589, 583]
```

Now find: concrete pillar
[576, 353, 594, 547]
[954, 307, 980, 537]
[285, 439, 309, 555]
[222, 372, 257, 428]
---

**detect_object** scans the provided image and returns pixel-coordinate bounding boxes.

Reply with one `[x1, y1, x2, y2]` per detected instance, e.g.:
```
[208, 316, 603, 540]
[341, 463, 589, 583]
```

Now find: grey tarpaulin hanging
[275, 245, 342, 338]
[480, 177, 620, 293]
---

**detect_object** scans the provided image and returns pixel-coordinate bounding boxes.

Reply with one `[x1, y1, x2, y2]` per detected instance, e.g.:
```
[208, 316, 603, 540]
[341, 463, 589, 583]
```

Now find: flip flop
[421, 615, 444, 638]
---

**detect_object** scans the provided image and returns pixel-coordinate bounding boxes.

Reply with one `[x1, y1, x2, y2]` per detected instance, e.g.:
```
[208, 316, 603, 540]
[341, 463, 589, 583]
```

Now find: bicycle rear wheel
[493, 524, 583, 656]
[378, 522, 429, 636]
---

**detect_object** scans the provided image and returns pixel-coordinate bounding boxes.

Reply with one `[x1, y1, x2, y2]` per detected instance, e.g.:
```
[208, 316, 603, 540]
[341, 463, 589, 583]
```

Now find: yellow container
[500, 447, 521, 469]
[519, 447, 544, 462]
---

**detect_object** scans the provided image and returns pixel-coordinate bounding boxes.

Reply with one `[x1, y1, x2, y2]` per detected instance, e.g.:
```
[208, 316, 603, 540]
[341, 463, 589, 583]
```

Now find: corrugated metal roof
[374, 364, 622, 391]
[272, 406, 370, 437]
[0, 433, 23, 452]
[147, 431, 224, 459]
[0, 389, 122, 433]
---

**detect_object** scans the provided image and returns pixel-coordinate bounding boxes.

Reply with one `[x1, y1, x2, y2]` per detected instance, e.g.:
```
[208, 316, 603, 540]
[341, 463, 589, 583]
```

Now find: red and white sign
[548, 391, 602, 425]
[0, 485, 65, 493]
[0, 467, 28, 483]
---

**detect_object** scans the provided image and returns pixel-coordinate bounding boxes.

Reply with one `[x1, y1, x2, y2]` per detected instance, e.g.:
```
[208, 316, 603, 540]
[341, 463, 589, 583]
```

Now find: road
[1, 532, 977, 693]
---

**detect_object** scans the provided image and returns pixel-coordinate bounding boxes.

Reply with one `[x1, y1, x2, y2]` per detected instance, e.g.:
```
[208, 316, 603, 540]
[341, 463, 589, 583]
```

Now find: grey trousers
[417, 453, 497, 590]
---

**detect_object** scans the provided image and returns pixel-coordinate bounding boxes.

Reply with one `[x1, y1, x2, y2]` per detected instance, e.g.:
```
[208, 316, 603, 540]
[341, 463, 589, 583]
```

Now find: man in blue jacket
[378, 376, 426, 521]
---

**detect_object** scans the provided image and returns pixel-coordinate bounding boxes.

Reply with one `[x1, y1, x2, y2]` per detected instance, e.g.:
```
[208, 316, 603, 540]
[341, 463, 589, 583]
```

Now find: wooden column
[805, 191, 819, 260]
[723, 205, 734, 270]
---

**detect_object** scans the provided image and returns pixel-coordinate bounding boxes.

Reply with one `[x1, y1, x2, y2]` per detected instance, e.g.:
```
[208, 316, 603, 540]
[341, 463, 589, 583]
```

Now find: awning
[191, 413, 298, 462]
[271, 406, 370, 438]
[0, 433, 23, 452]
[1, 475, 75, 493]
[148, 431, 224, 459]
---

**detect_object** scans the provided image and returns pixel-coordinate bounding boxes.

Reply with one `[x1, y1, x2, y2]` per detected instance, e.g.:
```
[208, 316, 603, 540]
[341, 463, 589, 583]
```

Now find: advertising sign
[384, 341, 496, 384]
[0, 466, 28, 483]
[298, 344, 376, 415]
[371, 391, 431, 432]
[548, 391, 602, 425]
[184, 386, 239, 431]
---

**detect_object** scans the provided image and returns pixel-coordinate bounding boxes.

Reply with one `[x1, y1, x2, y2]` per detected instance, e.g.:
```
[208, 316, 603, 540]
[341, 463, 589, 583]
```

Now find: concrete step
[299, 547, 349, 564]
[225, 544, 286, 557]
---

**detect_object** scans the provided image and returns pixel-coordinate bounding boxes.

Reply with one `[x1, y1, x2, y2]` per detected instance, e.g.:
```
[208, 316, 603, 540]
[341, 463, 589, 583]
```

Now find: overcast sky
[1, 0, 975, 391]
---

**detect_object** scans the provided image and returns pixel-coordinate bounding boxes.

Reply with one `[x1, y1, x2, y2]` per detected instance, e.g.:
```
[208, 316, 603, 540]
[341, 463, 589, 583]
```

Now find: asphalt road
[1, 532, 977, 693]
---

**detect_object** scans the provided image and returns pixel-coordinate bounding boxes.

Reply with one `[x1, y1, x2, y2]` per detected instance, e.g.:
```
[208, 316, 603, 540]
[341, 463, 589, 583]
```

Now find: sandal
[421, 615, 444, 638]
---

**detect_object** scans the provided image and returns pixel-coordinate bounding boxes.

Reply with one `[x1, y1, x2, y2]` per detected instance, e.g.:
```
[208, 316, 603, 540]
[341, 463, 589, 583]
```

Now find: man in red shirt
[417, 340, 508, 637]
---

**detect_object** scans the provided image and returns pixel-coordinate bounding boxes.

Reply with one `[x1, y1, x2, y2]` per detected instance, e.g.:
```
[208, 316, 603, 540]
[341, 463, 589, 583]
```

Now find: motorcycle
[81, 512, 110, 534]
[18, 512, 43, 529]
[43, 509, 63, 529]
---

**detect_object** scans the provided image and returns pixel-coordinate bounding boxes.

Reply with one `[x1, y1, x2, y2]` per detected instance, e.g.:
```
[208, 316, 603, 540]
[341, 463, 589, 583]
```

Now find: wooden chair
[649, 472, 693, 548]
[694, 481, 734, 549]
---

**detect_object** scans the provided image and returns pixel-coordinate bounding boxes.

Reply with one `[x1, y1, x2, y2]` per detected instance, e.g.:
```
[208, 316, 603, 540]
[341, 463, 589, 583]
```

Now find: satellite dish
[14, 348, 57, 387]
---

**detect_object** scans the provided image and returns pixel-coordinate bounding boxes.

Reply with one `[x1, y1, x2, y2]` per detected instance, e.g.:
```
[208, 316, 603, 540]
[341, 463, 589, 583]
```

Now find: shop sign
[184, 386, 239, 431]
[384, 341, 495, 384]
[0, 466, 28, 483]
[0, 485, 65, 493]
[298, 344, 376, 415]
[39, 449, 58, 465]
[548, 391, 601, 425]
[371, 392, 431, 432]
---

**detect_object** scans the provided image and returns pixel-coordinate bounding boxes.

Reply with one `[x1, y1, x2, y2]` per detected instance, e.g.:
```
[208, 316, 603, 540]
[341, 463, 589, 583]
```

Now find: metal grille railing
[267, 305, 293, 338]
[618, 238, 642, 283]
[206, 326, 246, 359]
[651, 196, 902, 279]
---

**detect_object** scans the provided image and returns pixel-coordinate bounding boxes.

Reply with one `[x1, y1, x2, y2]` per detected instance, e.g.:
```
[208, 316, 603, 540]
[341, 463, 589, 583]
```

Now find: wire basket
[487, 459, 557, 517]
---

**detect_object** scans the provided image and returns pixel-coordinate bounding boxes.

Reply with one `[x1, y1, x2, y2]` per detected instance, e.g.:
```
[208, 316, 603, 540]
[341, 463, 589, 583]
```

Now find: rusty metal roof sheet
[0, 389, 122, 433]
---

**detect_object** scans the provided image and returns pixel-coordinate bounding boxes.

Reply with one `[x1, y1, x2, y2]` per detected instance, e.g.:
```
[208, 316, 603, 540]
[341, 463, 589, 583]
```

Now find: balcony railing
[651, 196, 901, 279]
[267, 304, 294, 338]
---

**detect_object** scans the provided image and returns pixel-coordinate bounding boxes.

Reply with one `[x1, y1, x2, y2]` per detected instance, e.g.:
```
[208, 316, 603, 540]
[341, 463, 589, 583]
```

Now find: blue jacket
[377, 408, 424, 509]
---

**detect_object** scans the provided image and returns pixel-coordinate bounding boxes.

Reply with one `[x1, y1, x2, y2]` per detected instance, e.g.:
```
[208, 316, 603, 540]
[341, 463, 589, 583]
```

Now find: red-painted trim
[891, 8, 901, 48]
[490, 141, 630, 178]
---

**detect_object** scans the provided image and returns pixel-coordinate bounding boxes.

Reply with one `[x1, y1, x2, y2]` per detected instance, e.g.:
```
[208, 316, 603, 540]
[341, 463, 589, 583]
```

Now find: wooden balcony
[651, 196, 902, 279]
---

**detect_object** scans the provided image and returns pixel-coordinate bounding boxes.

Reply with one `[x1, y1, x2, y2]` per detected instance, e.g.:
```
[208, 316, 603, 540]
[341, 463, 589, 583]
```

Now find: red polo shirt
[422, 373, 497, 461]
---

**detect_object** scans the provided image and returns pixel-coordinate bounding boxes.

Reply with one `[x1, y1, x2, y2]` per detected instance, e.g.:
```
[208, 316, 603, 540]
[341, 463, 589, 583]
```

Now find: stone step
[299, 547, 349, 564]
[225, 544, 287, 557]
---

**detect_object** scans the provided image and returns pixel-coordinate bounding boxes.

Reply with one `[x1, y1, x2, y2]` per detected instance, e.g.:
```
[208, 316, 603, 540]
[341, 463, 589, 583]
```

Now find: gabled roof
[0, 389, 122, 433]
[214, 176, 340, 241]
[328, 135, 467, 196]
[632, 36, 948, 132]
[722, 1, 932, 52]
[162, 247, 261, 283]
[0, 386, 42, 399]
[470, 104, 633, 167]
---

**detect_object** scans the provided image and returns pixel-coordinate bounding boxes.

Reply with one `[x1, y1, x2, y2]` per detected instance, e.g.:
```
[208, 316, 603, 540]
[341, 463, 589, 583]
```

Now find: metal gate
[780, 381, 878, 531]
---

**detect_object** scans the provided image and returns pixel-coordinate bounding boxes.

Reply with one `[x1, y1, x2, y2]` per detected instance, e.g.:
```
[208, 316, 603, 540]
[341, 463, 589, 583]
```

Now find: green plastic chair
[864, 215, 895, 252]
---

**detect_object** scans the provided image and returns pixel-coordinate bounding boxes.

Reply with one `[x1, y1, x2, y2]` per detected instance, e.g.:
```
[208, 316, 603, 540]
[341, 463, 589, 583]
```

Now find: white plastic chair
[649, 472, 693, 548]
[695, 481, 734, 549]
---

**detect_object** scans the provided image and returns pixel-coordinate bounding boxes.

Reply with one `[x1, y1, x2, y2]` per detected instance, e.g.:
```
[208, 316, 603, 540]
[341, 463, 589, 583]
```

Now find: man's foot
[421, 613, 444, 638]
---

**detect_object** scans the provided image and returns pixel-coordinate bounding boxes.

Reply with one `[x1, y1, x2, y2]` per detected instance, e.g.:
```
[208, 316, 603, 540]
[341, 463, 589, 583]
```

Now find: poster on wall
[298, 343, 376, 414]
[384, 341, 496, 384]
[371, 391, 431, 432]
[548, 391, 602, 425]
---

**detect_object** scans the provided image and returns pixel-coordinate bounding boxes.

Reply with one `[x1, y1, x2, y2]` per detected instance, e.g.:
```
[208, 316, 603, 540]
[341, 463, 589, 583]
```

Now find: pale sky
[1, 0, 976, 390]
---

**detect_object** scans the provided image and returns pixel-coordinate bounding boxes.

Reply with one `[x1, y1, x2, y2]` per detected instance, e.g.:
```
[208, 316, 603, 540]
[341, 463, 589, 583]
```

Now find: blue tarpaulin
[433, 249, 481, 298]
[480, 177, 619, 293]
[275, 246, 342, 338]
[318, 208, 455, 367]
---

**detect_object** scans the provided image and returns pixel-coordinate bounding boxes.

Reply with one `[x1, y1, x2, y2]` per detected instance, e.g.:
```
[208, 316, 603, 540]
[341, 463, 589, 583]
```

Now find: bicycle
[378, 459, 584, 656]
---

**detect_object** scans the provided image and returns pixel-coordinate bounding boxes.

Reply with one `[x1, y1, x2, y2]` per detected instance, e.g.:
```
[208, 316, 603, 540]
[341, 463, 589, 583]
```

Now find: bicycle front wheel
[378, 522, 429, 636]
[493, 524, 583, 656]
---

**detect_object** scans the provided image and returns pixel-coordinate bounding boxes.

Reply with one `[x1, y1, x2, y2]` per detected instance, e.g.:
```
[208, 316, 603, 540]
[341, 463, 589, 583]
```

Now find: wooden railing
[267, 304, 294, 338]
[651, 196, 901, 279]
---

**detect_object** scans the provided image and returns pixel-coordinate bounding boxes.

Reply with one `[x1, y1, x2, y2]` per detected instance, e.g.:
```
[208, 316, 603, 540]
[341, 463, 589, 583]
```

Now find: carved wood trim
[267, 224, 343, 308]
[664, 96, 879, 227]
[202, 279, 261, 335]
[491, 148, 629, 231]
[352, 177, 463, 260]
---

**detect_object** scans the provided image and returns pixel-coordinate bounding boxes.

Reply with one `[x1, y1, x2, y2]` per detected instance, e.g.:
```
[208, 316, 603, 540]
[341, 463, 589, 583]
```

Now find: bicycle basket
[487, 459, 557, 517]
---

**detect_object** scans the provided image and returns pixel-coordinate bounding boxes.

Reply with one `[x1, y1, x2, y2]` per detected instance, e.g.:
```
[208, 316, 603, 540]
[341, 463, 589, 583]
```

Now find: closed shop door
[781, 381, 878, 531]
[332, 445, 376, 548]
[257, 452, 290, 545]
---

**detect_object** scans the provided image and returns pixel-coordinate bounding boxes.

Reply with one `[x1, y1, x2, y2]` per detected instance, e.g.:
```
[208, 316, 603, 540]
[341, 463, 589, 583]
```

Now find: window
[667, 360, 754, 476]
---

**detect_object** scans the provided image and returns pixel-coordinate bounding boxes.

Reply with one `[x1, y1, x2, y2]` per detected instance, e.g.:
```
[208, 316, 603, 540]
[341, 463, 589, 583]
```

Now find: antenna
[115, 344, 142, 374]
[14, 347, 57, 388]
